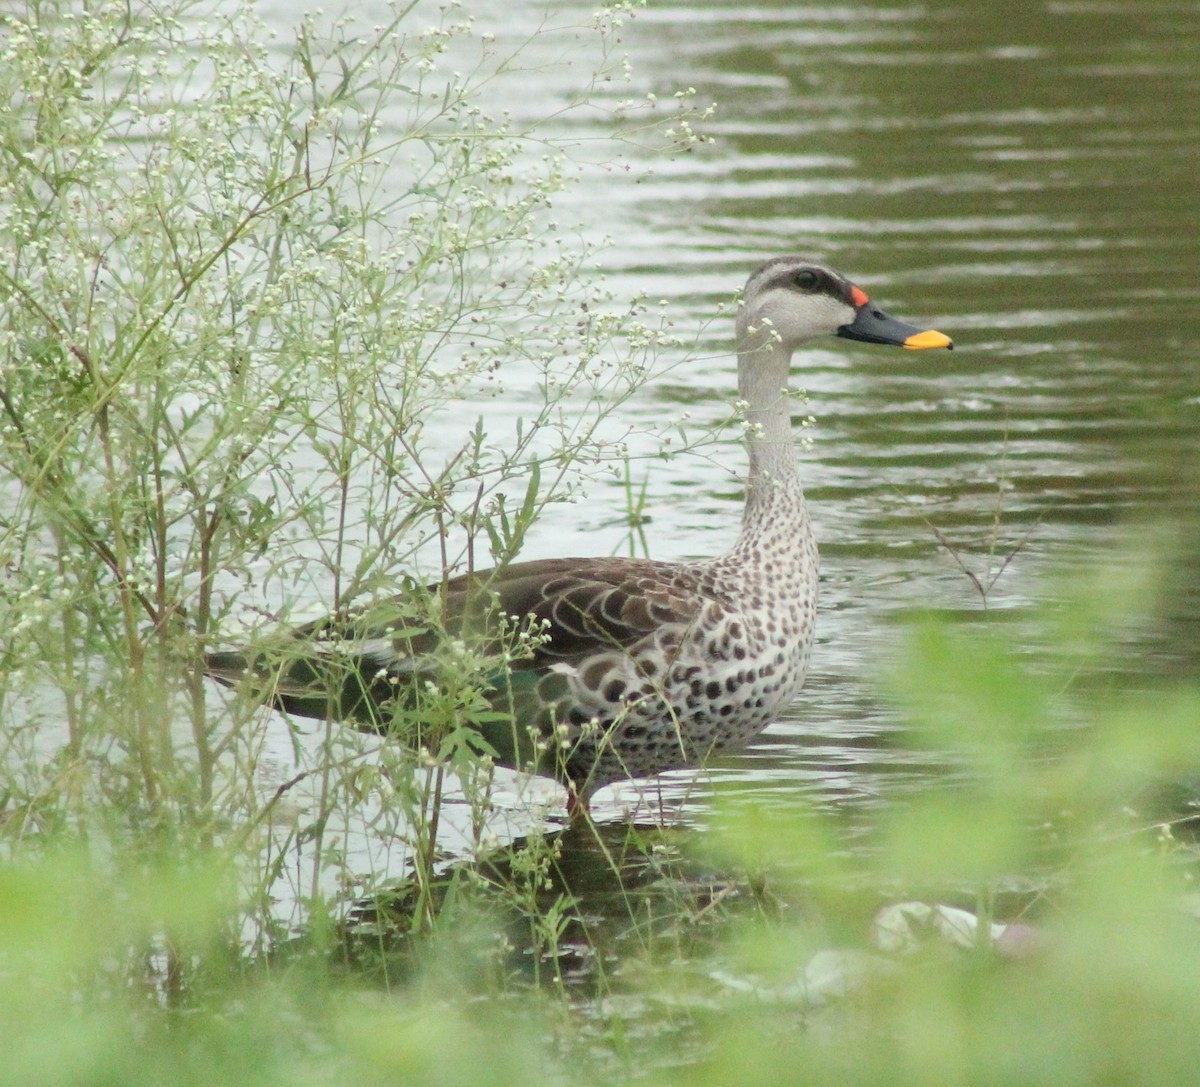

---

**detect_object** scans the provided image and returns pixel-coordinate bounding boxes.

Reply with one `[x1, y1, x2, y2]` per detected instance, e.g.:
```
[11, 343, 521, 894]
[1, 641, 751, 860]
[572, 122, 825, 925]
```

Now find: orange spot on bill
[851, 285, 869, 308]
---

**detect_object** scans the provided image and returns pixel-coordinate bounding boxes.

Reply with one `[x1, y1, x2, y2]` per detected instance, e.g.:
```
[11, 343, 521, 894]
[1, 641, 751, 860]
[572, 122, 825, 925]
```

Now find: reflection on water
[249, 0, 1199, 868]
[338, 818, 737, 994]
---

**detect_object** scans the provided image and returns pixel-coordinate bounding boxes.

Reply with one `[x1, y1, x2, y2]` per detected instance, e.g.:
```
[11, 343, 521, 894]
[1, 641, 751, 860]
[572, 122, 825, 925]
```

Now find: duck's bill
[837, 304, 953, 350]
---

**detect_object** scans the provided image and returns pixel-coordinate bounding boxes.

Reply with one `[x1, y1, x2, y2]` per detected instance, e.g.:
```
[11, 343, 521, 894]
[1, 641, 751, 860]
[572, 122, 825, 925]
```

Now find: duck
[205, 257, 952, 814]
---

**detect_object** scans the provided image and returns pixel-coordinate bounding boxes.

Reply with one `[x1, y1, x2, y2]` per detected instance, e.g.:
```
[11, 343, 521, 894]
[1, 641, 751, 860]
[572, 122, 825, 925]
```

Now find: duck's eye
[793, 269, 819, 290]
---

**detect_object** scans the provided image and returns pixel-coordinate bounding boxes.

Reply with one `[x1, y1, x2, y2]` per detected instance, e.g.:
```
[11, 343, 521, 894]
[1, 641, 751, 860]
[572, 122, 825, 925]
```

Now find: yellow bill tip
[903, 329, 954, 350]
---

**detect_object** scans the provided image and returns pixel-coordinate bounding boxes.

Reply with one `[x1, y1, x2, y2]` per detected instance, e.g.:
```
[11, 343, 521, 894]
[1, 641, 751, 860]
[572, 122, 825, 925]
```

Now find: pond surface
[528, 0, 1200, 822]
[253, 0, 1200, 878]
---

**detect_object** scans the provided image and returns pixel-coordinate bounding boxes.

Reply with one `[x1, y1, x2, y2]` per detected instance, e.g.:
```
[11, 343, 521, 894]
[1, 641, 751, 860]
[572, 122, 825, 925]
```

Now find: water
[246, 0, 1200, 872]
[546, 0, 1200, 822]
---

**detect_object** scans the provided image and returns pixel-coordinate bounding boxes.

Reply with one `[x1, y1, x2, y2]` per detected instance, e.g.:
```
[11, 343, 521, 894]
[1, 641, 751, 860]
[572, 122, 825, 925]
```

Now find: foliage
[5, 554, 1200, 1086]
[0, 0, 710, 921]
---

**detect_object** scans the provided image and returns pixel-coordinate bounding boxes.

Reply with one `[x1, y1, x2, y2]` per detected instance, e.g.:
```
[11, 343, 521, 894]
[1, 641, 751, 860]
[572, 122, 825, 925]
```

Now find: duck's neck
[730, 339, 812, 562]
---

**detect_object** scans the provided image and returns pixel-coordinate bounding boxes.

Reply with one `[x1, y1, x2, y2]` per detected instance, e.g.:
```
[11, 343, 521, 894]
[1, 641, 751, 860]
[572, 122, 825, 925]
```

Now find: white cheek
[759, 290, 854, 341]
[813, 293, 857, 331]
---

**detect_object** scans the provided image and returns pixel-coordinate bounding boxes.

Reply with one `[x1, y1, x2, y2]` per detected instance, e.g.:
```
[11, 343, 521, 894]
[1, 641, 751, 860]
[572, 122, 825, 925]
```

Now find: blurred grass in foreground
[5, 543, 1200, 1087]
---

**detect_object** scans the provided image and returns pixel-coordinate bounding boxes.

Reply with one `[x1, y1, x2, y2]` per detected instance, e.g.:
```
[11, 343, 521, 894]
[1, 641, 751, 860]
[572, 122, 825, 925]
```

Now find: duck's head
[736, 256, 953, 354]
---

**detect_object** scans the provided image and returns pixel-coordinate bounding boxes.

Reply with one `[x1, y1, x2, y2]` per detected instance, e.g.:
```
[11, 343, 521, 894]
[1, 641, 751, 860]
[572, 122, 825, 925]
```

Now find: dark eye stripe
[761, 263, 853, 306]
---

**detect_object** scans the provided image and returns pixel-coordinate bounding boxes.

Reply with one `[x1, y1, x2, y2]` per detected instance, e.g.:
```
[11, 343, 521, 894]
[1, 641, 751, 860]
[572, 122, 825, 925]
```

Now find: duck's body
[205, 258, 951, 808]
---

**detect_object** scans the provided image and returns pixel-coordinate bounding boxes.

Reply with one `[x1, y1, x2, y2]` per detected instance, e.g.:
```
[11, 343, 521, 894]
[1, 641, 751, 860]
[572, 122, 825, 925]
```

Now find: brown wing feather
[205, 556, 710, 731]
[242, 556, 701, 665]
[447, 556, 704, 665]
